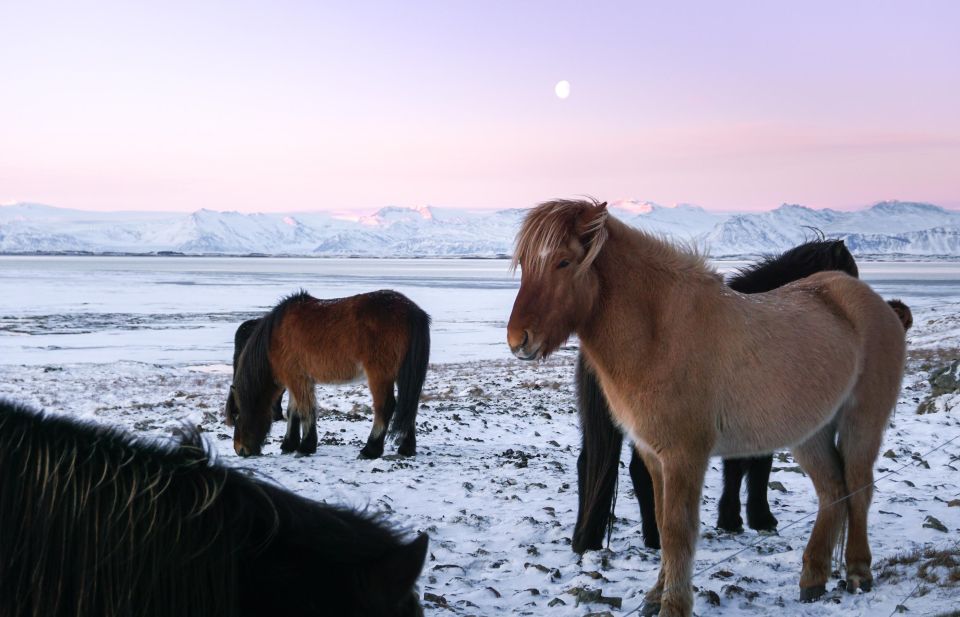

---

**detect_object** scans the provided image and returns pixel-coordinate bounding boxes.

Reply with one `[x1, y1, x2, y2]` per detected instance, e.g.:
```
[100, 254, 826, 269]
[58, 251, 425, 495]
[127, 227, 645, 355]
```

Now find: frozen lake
[4, 256, 960, 366]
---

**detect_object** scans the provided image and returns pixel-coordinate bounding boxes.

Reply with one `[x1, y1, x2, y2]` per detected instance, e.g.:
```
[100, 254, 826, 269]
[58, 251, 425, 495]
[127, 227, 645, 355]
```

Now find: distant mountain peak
[611, 199, 659, 214]
[359, 205, 436, 227]
[870, 200, 943, 213]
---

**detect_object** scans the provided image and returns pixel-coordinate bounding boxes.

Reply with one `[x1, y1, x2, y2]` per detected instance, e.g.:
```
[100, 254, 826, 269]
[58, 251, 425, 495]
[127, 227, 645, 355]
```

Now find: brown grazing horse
[507, 199, 908, 617]
[230, 290, 430, 459]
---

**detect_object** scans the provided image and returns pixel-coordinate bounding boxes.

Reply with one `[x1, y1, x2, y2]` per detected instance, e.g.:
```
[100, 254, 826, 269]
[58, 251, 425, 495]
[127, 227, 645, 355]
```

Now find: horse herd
[1, 199, 912, 617]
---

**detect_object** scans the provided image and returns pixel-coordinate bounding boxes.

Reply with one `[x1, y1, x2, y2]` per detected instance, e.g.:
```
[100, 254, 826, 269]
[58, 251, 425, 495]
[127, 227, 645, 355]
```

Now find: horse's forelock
[512, 199, 608, 276]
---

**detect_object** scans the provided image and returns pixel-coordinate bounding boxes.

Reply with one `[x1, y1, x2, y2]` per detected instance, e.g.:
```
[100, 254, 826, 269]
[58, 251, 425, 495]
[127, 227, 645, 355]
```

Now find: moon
[555, 80, 571, 100]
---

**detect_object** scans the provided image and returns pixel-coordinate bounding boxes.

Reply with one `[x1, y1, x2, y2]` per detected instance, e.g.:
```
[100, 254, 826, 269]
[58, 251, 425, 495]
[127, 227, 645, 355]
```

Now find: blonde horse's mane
[512, 198, 609, 276]
[512, 198, 711, 277]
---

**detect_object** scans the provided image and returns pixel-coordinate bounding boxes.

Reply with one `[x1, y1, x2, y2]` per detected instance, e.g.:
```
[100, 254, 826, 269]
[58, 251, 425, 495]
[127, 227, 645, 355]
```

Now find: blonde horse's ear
[576, 200, 610, 267]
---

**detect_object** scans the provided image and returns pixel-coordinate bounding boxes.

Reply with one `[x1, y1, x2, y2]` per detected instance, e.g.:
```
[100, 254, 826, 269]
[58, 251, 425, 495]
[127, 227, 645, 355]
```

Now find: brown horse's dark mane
[233, 290, 311, 438]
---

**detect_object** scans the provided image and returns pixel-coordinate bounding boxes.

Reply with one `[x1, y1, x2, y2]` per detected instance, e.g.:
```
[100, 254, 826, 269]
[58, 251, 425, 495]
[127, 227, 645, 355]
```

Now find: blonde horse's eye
[557, 259, 571, 269]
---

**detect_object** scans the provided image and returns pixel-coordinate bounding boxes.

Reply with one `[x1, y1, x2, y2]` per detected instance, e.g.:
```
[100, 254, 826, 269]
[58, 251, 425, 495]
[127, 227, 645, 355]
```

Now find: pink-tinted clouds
[1, 1, 958, 213]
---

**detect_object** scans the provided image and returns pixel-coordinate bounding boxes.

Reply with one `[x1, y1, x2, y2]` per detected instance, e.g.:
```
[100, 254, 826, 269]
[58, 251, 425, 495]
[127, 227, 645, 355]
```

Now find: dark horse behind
[572, 239, 860, 552]
[0, 399, 428, 617]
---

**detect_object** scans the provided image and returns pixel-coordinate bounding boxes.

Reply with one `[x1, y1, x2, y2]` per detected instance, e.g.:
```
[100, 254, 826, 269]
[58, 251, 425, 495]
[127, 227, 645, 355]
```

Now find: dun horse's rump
[0, 399, 428, 617]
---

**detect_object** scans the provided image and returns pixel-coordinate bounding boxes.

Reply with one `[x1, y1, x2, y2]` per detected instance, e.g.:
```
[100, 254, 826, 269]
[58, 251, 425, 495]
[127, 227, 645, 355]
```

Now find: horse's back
[271, 290, 421, 383]
[791, 271, 906, 350]
[799, 271, 907, 407]
[712, 272, 892, 456]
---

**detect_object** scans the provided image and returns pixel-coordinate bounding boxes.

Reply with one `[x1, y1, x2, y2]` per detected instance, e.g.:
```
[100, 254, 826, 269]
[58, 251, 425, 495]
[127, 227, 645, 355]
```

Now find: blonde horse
[507, 199, 908, 617]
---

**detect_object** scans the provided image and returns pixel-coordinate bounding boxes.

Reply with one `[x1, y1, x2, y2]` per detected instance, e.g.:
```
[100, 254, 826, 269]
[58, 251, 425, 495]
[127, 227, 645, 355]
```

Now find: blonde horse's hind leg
[837, 399, 891, 593]
[791, 424, 848, 602]
[838, 435, 878, 594]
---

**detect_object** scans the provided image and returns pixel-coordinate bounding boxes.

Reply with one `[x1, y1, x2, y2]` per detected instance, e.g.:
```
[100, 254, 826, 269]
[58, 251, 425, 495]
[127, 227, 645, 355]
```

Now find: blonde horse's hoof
[640, 601, 660, 616]
[799, 584, 826, 602]
[846, 574, 873, 593]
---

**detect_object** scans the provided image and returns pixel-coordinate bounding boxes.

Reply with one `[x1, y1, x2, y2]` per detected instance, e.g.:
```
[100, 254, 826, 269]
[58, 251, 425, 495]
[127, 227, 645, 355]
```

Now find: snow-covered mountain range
[2, 200, 959, 258]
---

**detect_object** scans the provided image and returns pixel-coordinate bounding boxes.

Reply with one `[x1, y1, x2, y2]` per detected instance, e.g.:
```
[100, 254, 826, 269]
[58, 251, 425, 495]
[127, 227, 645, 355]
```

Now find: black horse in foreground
[572, 239, 860, 552]
[225, 318, 284, 426]
[0, 399, 427, 617]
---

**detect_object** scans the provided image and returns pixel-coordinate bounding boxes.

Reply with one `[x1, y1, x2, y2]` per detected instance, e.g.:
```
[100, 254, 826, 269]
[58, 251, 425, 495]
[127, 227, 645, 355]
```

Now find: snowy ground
[4, 258, 960, 616]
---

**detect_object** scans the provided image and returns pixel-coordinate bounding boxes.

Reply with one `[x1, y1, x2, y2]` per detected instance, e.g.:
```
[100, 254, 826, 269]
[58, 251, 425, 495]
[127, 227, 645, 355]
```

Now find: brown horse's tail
[390, 304, 431, 442]
[887, 299, 913, 331]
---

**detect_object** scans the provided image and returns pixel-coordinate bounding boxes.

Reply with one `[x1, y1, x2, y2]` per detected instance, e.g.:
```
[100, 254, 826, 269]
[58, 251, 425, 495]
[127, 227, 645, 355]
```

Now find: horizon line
[3, 198, 958, 217]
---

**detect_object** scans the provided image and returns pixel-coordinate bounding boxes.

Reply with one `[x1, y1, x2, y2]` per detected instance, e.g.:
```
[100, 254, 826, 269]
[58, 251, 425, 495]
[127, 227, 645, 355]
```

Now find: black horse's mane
[727, 239, 859, 293]
[0, 399, 423, 617]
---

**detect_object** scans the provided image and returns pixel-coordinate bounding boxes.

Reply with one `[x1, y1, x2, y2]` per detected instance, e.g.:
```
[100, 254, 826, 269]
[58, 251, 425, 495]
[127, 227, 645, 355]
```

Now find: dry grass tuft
[877, 545, 960, 587]
[907, 347, 960, 372]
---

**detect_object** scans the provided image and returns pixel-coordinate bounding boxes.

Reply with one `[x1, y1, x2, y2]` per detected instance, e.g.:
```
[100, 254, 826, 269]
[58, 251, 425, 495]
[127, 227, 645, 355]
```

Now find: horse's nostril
[521, 330, 529, 348]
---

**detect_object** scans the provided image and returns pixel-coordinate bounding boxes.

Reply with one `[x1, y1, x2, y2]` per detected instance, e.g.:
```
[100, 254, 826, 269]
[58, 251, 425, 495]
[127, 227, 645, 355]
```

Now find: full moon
[555, 80, 571, 99]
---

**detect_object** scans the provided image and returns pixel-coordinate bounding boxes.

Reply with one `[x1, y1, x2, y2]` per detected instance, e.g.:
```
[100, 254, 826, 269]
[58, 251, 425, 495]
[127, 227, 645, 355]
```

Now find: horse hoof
[397, 446, 416, 457]
[643, 533, 661, 550]
[358, 446, 382, 460]
[280, 441, 298, 454]
[640, 600, 661, 616]
[716, 514, 744, 533]
[799, 584, 826, 602]
[846, 575, 873, 593]
[747, 511, 778, 532]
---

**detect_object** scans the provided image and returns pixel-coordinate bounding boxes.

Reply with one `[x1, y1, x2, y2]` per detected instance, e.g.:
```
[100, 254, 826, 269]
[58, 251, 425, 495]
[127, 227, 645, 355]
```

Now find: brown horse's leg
[279, 395, 301, 454]
[655, 455, 708, 617]
[791, 425, 848, 602]
[359, 376, 396, 460]
[285, 381, 317, 455]
[272, 390, 285, 422]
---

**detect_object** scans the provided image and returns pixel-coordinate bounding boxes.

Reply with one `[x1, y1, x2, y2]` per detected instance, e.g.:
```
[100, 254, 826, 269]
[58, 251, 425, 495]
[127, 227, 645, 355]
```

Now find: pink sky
[1, 1, 958, 213]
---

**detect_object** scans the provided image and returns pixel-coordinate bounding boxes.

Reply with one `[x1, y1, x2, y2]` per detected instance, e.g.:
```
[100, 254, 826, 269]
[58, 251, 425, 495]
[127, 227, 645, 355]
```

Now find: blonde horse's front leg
[649, 454, 708, 617]
[637, 448, 666, 609]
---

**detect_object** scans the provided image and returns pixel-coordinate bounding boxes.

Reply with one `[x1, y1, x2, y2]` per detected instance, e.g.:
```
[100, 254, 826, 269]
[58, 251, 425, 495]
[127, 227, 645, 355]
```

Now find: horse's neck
[578, 222, 718, 381]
